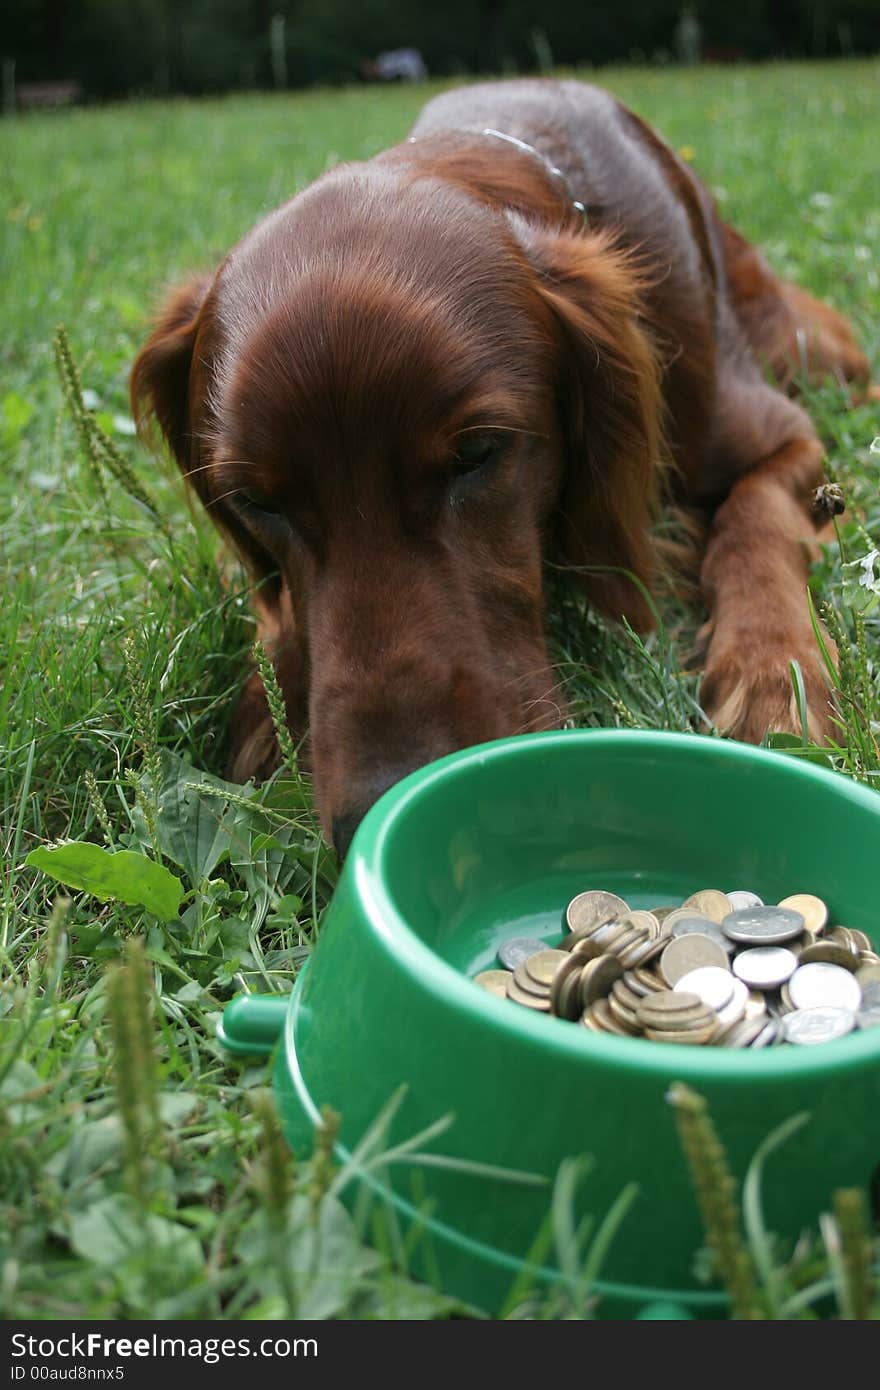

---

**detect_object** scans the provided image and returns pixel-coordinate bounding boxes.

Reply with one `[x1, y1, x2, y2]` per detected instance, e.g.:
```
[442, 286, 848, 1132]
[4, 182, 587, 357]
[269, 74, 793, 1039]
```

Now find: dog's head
[132, 147, 661, 853]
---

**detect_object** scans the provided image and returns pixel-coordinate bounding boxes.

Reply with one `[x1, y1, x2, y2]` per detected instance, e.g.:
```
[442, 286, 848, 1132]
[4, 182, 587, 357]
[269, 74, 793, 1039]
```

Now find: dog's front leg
[698, 436, 838, 744]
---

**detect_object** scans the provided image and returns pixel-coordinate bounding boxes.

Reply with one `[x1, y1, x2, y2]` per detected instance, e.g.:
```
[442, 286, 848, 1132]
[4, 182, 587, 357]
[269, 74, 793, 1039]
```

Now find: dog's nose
[330, 757, 437, 860]
[331, 812, 363, 862]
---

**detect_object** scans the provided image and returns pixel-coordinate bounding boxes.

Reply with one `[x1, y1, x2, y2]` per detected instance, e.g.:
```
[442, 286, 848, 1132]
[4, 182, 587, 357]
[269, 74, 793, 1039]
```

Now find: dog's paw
[699, 637, 837, 745]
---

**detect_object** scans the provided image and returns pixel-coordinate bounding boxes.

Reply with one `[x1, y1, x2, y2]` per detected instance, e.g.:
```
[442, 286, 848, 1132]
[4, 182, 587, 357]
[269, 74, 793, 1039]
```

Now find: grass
[2, 60, 879, 1320]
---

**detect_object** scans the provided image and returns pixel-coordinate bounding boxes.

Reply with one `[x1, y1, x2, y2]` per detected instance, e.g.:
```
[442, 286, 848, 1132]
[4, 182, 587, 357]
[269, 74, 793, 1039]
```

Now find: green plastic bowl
[220, 730, 880, 1317]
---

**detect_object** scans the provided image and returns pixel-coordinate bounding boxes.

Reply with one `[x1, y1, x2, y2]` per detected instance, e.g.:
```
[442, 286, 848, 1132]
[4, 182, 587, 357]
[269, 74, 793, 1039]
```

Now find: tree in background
[3, 0, 878, 100]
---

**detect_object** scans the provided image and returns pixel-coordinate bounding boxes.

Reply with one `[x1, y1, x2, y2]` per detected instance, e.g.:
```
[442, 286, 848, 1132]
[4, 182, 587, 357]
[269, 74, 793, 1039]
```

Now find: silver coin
[669, 916, 736, 955]
[497, 936, 548, 970]
[732, 946, 799, 990]
[751, 1020, 781, 1047]
[722, 906, 805, 945]
[726, 890, 765, 911]
[788, 962, 862, 1012]
[675, 965, 735, 1011]
[715, 976, 749, 1026]
[861, 981, 880, 1009]
[783, 1006, 856, 1045]
[856, 1005, 880, 1030]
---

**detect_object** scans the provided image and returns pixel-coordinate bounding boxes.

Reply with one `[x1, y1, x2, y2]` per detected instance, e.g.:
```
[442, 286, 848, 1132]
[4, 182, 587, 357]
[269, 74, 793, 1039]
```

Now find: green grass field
[2, 62, 879, 1320]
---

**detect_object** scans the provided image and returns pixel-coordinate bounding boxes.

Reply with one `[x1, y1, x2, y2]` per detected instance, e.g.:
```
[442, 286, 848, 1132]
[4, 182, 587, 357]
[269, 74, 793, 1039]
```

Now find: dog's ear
[131, 276, 280, 599]
[130, 276, 211, 467]
[518, 224, 663, 631]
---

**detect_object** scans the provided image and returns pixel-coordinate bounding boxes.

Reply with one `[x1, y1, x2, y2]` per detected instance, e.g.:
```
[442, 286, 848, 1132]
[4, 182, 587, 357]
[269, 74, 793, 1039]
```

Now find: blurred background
[4, 0, 879, 109]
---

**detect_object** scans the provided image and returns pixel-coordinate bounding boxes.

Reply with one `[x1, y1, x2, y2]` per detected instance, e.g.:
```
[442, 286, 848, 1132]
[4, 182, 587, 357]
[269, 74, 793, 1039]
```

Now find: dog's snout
[330, 760, 431, 859]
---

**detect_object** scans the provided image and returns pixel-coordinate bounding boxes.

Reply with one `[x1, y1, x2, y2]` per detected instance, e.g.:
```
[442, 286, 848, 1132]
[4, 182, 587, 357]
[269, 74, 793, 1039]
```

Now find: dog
[132, 79, 875, 857]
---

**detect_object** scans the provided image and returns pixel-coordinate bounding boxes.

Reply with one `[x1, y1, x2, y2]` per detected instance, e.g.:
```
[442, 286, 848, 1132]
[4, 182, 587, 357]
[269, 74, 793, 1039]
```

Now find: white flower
[858, 550, 880, 593]
[842, 549, 880, 614]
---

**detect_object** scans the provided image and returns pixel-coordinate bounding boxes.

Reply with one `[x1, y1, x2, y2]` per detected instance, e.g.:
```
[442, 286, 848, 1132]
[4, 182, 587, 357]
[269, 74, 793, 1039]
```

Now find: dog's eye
[237, 488, 280, 518]
[452, 434, 501, 476]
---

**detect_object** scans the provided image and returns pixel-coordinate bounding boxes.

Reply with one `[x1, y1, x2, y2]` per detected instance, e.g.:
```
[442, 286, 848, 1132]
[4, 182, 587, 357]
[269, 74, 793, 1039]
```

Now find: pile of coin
[472, 888, 880, 1047]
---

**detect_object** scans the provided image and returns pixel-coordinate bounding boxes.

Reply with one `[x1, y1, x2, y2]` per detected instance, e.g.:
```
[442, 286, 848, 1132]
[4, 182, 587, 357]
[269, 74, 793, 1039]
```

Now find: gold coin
[635, 989, 704, 1026]
[648, 1008, 717, 1032]
[524, 948, 569, 986]
[605, 926, 649, 957]
[827, 926, 858, 953]
[662, 907, 713, 931]
[513, 960, 551, 997]
[631, 965, 666, 993]
[474, 969, 513, 998]
[796, 941, 859, 972]
[681, 889, 733, 924]
[612, 978, 645, 1012]
[744, 989, 767, 1020]
[644, 1023, 717, 1045]
[778, 893, 829, 934]
[650, 906, 677, 923]
[716, 1017, 765, 1048]
[618, 937, 660, 969]
[660, 933, 729, 986]
[555, 965, 587, 1022]
[506, 978, 551, 1010]
[565, 890, 629, 935]
[579, 954, 624, 1007]
[794, 929, 818, 953]
[583, 999, 630, 1035]
[568, 935, 607, 962]
[634, 933, 671, 964]
[607, 993, 640, 1032]
[590, 920, 629, 947]
[621, 969, 651, 997]
[856, 963, 880, 987]
[618, 910, 662, 939]
[859, 950, 880, 967]
[848, 929, 874, 953]
[549, 953, 586, 1016]
[648, 930, 673, 953]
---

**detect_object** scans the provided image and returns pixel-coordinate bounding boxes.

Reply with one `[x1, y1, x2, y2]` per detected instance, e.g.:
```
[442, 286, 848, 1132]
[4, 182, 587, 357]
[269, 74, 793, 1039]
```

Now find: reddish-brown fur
[131, 79, 875, 855]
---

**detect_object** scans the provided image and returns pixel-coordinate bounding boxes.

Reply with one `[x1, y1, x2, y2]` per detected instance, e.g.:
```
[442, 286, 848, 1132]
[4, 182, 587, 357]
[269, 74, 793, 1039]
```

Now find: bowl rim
[348, 728, 880, 1081]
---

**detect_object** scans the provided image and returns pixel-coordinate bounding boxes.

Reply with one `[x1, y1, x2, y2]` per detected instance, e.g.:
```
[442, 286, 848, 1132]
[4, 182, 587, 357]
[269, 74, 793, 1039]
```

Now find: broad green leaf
[767, 732, 835, 768]
[157, 1091, 199, 1125]
[131, 749, 257, 886]
[0, 1058, 43, 1122]
[361, 1272, 470, 1320]
[229, 805, 298, 915]
[269, 893, 303, 922]
[236, 1193, 380, 1319]
[69, 1194, 202, 1276]
[26, 842, 183, 920]
[2, 390, 34, 445]
[46, 1116, 124, 1187]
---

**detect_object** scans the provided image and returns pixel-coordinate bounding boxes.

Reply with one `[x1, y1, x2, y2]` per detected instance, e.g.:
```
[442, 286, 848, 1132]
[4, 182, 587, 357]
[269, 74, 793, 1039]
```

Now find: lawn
[2, 61, 879, 1320]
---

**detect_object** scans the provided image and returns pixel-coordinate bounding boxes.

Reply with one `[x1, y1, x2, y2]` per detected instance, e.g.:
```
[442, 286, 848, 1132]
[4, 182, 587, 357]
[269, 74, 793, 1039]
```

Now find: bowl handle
[217, 993, 289, 1057]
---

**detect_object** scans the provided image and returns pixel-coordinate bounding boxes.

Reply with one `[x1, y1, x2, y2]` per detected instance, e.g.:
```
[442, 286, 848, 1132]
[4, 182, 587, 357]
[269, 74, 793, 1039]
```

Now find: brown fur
[131, 79, 875, 853]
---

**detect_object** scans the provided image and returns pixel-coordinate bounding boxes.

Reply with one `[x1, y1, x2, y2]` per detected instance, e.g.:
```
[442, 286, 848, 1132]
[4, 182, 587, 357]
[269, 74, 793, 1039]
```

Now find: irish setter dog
[132, 80, 874, 857]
